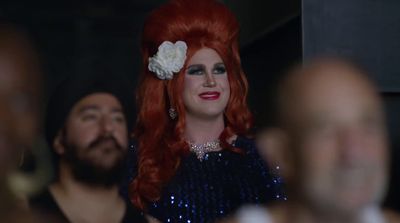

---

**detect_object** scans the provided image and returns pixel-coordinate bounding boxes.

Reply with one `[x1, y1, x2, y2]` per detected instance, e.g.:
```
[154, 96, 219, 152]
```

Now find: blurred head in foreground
[0, 22, 42, 222]
[0, 23, 41, 179]
[259, 57, 390, 222]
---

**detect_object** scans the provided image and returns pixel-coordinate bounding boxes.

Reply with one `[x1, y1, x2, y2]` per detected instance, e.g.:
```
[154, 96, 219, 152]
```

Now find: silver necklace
[188, 139, 221, 161]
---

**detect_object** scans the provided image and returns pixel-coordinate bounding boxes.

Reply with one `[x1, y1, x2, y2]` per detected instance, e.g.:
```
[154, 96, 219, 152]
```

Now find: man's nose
[99, 116, 114, 136]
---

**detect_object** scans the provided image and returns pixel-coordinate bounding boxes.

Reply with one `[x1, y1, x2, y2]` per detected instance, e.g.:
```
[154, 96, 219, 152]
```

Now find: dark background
[1, 0, 399, 211]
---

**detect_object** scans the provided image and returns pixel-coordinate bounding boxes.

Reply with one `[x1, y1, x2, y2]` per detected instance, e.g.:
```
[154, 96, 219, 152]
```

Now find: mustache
[88, 136, 123, 151]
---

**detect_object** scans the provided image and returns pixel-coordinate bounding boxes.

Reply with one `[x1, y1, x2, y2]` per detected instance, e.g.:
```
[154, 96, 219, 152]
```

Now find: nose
[99, 116, 114, 136]
[203, 72, 216, 88]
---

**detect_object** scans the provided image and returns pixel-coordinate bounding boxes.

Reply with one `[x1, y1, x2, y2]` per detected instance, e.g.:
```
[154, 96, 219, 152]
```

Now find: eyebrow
[77, 105, 123, 114]
[78, 105, 100, 114]
[186, 62, 225, 70]
[214, 62, 225, 67]
[186, 64, 205, 70]
[111, 108, 124, 113]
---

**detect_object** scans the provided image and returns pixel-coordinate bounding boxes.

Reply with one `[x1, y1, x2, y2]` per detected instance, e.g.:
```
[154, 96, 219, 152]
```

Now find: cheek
[219, 77, 230, 99]
[66, 122, 98, 147]
[218, 76, 229, 89]
[366, 137, 388, 162]
[115, 126, 128, 147]
[0, 98, 38, 146]
[299, 148, 337, 198]
[15, 114, 37, 145]
[183, 77, 197, 100]
[223, 82, 230, 96]
[183, 76, 201, 92]
[299, 139, 337, 177]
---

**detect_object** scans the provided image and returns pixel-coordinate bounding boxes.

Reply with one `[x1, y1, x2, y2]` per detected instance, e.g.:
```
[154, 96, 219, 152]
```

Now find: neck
[185, 113, 225, 144]
[49, 163, 124, 223]
[54, 165, 120, 200]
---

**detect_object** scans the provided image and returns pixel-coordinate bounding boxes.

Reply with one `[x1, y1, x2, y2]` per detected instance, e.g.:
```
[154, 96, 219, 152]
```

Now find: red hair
[130, 0, 253, 209]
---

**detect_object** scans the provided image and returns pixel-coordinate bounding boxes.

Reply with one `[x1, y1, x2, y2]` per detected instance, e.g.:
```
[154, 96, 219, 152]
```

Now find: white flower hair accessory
[148, 40, 187, 80]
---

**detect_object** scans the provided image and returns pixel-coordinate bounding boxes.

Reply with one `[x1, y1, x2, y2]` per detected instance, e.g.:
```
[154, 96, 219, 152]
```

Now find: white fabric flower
[148, 40, 187, 80]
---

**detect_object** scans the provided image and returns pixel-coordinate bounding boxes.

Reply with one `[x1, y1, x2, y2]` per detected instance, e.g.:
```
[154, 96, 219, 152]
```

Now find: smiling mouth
[198, 91, 220, 100]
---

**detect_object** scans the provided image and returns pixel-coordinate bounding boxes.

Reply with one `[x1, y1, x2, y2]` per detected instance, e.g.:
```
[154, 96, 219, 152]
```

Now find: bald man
[226, 58, 400, 223]
[0, 23, 42, 223]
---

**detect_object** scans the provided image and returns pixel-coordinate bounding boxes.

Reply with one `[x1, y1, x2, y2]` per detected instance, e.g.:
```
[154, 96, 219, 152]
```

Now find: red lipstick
[199, 91, 220, 100]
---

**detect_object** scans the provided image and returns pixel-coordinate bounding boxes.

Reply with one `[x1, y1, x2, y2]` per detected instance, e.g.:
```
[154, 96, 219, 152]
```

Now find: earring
[169, 107, 178, 120]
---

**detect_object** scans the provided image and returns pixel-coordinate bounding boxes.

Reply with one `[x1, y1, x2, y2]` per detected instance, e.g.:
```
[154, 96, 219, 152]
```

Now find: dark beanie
[45, 73, 135, 149]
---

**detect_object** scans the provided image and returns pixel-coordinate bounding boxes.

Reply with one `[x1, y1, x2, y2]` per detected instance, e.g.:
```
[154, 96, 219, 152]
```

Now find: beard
[61, 135, 127, 188]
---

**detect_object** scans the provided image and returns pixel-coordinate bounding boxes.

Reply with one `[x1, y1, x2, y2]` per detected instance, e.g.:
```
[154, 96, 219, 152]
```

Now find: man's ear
[256, 128, 293, 180]
[53, 130, 65, 155]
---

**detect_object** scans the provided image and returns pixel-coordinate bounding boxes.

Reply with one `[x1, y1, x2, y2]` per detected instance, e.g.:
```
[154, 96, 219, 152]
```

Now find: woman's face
[182, 48, 230, 120]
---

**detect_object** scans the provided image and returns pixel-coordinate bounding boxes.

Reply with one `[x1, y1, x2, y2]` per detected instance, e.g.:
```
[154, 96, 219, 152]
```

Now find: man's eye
[82, 114, 97, 121]
[113, 115, 126, 123]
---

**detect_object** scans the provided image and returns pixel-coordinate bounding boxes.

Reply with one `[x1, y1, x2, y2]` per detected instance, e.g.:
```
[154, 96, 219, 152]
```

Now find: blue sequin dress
[122, 136, 286, 223]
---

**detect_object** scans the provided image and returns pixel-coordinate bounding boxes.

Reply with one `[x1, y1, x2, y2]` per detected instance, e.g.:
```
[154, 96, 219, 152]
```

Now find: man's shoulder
[29, 187, 69, 223]
[29, 188, 55, 209]
[122, 200, 148, 223]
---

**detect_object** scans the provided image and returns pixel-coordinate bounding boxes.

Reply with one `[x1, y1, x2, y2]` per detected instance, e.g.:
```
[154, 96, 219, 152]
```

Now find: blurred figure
[226, 58, 400, 223]
[0, 23, 41, 182]
[0, 22, 43, 222]
[0, 22, 41, 222]
[29, 75, 147, 223]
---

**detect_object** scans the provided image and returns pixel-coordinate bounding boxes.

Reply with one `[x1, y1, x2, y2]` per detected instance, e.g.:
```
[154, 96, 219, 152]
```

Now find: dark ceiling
[0, 0, 301, 46]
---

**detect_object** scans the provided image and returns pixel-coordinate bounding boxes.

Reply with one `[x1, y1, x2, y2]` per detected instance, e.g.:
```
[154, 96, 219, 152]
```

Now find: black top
[29, 188, 147, 223]
[123, 136, 286, 223]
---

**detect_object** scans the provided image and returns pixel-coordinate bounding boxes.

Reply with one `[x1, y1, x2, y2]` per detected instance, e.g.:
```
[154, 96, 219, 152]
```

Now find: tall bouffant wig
[130, 0, 253, 209]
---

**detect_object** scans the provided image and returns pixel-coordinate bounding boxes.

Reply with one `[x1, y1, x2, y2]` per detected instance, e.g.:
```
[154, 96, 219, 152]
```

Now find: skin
[259, 59, 392, 223]
[0, 25, 41, 223]
[183, 48, 230, 144]
[0, 49, 40, 177]
[54, 93, 128, 170]
[50, 93, 129, 223]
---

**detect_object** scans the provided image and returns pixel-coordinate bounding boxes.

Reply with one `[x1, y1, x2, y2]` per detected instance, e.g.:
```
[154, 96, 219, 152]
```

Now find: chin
[95, 155, 123, 168]
[202, 104, 227, 115]
[198, 110, 225, 119]
[332, 189, 380, 213]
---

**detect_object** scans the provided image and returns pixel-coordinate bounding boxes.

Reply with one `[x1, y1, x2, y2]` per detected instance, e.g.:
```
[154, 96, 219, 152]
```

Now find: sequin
[123, 136, 286, 223]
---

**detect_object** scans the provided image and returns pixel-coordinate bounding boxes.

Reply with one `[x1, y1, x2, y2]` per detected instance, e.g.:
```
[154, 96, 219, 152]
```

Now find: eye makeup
[186, 64, 206, 75]
[213, 63, 226, 74]
[186, 63, 226, 76]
